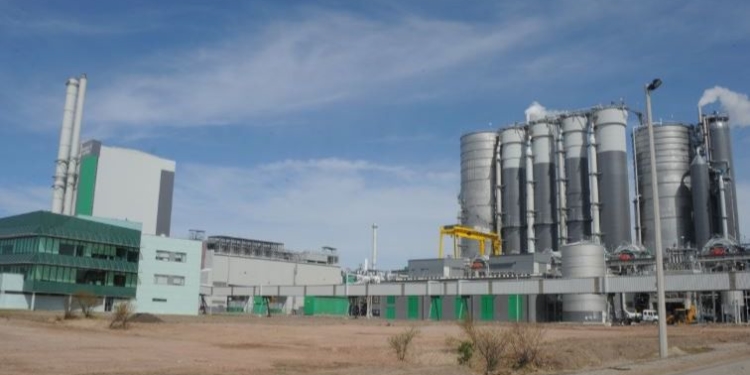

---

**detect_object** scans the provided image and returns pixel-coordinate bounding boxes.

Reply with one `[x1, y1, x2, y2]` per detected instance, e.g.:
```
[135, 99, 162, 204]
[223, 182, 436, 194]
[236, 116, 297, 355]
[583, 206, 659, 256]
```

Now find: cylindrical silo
[561, 242, 606, 322]
[500, 127, 527, 254]
[634, 124, 694, 252]
[562, 115, 591, 242]
[592, 107, 632, 251]
[530, 121, 558, 252]
[460, 131, 499, 257]
[707, 115, 740, 241]
[691, 153, 712, 250]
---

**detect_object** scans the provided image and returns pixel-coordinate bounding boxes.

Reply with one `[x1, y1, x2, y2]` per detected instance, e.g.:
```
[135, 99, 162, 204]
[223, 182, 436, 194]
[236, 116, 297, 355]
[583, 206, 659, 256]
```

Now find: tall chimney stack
[63, 74, 88, 215]
[52, 78, 79, 214]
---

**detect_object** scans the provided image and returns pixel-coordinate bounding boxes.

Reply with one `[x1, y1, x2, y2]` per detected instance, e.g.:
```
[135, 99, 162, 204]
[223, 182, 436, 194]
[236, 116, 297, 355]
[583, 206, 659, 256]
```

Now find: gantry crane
[438, 225, 501, 258]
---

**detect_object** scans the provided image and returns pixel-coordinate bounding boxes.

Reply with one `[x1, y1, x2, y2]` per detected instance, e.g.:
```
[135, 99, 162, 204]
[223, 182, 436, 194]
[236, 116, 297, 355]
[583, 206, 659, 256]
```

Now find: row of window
[155, 250, 187, 263]
[0, 237, 139, 263]
[30, 265, 138, 288]
[154, 274, 185, 286]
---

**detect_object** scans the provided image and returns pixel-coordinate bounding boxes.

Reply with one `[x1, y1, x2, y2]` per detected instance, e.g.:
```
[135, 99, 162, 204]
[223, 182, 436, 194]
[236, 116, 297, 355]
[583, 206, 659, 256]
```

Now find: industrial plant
[1, 74, 749, 328]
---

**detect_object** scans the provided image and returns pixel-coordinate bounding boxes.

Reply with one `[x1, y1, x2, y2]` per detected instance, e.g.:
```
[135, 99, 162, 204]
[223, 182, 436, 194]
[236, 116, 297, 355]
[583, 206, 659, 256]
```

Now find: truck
[641, 309, 659, 323]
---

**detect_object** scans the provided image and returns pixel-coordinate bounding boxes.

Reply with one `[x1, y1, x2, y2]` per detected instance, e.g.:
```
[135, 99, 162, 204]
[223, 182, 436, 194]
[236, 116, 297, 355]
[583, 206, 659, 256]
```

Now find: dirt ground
[1, 311, 750, 375]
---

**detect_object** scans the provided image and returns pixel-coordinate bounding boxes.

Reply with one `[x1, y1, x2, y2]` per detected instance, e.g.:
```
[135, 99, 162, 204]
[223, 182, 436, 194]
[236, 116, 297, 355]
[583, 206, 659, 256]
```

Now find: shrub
[388, 327, 420, 361]
[508, 323, 545, 369]
[109, 302, 134, 330]
[473, 326, 510, 375]
[457, 340, 474, 365]
[72, 291, 98, 318]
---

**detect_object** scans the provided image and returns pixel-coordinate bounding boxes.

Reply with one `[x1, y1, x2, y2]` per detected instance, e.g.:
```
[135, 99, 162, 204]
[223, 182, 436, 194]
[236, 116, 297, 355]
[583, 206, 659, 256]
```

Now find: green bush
[457, 340, 474, 365]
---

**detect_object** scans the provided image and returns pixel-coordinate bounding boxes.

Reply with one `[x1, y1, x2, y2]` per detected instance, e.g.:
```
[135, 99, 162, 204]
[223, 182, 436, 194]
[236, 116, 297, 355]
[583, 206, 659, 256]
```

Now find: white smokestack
[63, 74, 88, 215]
[524, 101, 561, 122]
[698, 86, 750, 126]
[52, 78, 79, 214]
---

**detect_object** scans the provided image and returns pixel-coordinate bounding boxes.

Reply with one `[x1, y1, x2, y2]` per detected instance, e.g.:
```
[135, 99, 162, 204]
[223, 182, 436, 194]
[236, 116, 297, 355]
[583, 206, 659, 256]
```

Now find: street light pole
[645, 78, 669, 359]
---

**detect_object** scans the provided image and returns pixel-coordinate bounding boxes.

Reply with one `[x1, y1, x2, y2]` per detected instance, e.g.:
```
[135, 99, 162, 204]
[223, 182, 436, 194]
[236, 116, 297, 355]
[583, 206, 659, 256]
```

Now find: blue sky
[1, 0, 750, 268]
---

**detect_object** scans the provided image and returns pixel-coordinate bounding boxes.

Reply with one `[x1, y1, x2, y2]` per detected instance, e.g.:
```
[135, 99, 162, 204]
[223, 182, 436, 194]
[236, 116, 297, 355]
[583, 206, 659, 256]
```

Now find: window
[153, 274, 185, 286]
[154, 274, 169, 285]
[173, 252, 187, 263]
[59, 243, 75, 256]
[0, 245, 12, 255]
[152, 298, 167, 303]
[113, 274, 126, 287]
[156, 251, 170, 261]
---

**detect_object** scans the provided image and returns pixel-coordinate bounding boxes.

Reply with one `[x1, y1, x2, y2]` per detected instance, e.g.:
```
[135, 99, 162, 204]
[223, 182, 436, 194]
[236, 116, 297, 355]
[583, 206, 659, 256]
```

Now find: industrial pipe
[526, 139, 536, 253]
[556, 123, 567, 245]
[588, 129, 601, 244]
[719, 173, 729, 238]
[631, 131, 642, 245]
[63, 74, 87, 215]
[52, 78, 79, 214]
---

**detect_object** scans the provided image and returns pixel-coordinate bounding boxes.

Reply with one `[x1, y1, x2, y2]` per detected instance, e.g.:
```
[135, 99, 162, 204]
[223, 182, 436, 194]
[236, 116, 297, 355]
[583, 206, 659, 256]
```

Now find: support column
[30, 292, 36, 311]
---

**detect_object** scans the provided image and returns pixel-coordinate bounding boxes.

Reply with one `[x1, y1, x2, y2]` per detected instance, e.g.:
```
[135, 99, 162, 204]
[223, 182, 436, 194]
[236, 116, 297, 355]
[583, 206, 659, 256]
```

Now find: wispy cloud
[171, 158, 458, 268]
[0, 186, 49, 216]
[82, 12, 544, 132]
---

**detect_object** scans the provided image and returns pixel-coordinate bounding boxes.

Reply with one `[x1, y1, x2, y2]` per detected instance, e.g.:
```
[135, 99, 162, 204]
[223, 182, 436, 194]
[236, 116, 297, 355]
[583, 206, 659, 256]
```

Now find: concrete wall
[210, 252, 341, 287]
[91, 145, 175, 236]
[136, 235, 202, 315]
[408, 258, 466, 278]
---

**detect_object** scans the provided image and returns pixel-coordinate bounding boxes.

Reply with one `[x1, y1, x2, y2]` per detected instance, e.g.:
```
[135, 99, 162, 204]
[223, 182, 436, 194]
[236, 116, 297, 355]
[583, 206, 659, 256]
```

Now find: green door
[481, 295, 494, 321]
[386, 296, 396, 320]
[509, 295, 524, 321]
[407, 296, 420, 320]
[430, 296, 443, 320]
[455, 296, 469, 320]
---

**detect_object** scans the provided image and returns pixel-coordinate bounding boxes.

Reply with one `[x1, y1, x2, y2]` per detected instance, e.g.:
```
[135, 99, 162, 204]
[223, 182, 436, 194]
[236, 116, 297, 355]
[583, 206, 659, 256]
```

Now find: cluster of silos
[633, 113, 741, 252]
[459, 105, 633, 256]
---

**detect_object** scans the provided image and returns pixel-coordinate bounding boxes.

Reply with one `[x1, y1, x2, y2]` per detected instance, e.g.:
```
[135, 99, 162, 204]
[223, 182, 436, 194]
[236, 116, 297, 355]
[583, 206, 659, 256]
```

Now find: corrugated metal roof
[0, 211, 141, 248]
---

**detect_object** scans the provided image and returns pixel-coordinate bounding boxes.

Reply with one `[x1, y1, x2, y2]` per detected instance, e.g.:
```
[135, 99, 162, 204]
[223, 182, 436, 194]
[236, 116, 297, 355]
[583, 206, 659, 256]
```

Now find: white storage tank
[561, 241, 606, 322]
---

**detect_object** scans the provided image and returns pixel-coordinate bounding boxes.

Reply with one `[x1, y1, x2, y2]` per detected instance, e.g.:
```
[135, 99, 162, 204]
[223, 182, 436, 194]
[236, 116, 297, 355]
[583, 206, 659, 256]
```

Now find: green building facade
[0, 211, 141, 308]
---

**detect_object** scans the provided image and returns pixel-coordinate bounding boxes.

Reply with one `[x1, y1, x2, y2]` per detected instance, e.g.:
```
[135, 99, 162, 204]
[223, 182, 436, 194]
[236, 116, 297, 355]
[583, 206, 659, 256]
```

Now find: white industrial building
[74, 140, 176, 236]
[200, 236, 342, 313]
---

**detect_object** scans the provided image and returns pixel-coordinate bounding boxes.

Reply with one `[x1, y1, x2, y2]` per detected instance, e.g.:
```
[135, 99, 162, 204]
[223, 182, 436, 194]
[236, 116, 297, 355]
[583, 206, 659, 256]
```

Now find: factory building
[200, 236, 342, 313]
[75, 140, 176, 236]
[136, 234, 202, 315]
[0, 211, 140, 311]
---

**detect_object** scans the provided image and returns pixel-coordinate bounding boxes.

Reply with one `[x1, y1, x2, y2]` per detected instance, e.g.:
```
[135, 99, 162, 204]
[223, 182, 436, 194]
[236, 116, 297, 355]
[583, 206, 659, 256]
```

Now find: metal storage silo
[530, 121, 558, 252]
[562, 115, 591, 242]
[500, 127, 527, 254]
[634, 124, 694, 252]
[707, 115, 741, 241]
[460, 131, 499, 258]
[691, 153, 712, 250]
[561, 242, 606, 322]
[592, 107, 632, 251]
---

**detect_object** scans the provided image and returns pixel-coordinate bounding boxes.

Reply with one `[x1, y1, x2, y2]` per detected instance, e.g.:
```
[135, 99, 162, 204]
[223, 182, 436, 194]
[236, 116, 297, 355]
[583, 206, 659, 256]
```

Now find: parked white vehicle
[642, 309, 659, 323]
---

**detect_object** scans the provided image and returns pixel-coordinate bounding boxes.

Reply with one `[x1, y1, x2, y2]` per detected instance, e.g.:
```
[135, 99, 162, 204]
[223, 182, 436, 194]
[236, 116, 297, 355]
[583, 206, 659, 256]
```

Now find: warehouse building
[201, 236, 342, 313]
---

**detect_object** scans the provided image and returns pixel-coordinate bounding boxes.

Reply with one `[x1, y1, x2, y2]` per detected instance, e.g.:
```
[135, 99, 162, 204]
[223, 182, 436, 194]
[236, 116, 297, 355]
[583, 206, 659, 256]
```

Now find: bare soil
[1, 310, 749, 375]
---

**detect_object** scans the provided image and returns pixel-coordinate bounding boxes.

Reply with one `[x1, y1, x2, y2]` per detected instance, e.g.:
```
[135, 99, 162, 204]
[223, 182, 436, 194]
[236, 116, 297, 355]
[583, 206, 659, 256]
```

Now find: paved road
[676, 357, 750, 375]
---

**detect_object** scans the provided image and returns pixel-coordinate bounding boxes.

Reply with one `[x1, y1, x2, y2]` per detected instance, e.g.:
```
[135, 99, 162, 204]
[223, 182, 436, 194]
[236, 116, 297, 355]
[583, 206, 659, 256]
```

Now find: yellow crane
[438, 225, 501, 258]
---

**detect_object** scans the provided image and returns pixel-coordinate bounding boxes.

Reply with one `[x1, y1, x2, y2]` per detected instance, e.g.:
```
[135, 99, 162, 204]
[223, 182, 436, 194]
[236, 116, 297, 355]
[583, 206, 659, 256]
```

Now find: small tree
[388, 327, 420, 361]
[110, 301, 134, 330]
[72, 291, 98, 318]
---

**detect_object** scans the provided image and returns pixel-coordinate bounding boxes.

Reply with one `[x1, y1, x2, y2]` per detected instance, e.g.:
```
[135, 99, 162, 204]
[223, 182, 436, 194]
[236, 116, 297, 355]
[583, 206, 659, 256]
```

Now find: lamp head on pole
[647, 78, 662, 92]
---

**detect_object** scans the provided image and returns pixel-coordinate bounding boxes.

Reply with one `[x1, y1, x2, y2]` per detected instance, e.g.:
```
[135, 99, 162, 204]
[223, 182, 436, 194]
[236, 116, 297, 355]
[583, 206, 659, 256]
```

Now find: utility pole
[645, 78, 669, 359]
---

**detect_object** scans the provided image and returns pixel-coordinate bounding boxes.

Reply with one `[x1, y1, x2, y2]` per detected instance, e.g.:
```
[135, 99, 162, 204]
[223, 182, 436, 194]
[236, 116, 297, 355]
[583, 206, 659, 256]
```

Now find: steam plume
[524, 101, 561, 122]
[699, 86, 750, 126]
